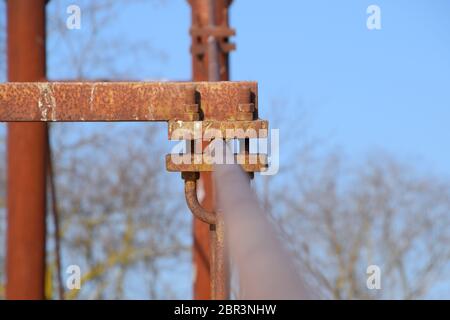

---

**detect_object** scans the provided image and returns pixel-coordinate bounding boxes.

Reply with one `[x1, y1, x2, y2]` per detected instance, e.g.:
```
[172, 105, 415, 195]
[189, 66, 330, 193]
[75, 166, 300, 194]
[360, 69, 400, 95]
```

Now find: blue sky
[98, 0, 450, 176]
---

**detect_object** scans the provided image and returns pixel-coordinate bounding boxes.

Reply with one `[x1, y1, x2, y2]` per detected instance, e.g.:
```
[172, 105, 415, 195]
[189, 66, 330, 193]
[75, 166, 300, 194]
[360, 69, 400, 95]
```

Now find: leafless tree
[264, 148, 450, 299]
[46, 0, 167, 80]
[0, 0, 191, 299]
[49, 123, 188, 299]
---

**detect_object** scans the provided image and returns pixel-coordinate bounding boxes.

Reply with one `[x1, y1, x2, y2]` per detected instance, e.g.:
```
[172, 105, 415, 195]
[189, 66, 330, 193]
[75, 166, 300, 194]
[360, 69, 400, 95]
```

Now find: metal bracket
[190, 25, 236, 56]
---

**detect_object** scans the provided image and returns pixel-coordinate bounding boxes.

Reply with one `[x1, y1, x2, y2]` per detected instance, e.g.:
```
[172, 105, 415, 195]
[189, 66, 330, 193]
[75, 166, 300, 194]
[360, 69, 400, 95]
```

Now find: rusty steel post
[6, 0, 48, 300]
[189, 0, 234, 299]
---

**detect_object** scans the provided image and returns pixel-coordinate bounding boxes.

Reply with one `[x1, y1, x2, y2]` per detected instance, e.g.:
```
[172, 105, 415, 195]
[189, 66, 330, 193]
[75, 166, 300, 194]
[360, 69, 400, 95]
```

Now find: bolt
[237, 87, 254, 180]
[237, 86, 252, 103]
[237, 87, 254, 121]
[238, 103, 255, 113]
[183, 86, 200, 121]
[182, 171, 200, 181]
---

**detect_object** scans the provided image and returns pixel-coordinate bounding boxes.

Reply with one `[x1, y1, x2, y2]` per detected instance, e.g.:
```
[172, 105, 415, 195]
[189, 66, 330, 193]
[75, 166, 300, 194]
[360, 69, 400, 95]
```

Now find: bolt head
[182, 171, 200, 181]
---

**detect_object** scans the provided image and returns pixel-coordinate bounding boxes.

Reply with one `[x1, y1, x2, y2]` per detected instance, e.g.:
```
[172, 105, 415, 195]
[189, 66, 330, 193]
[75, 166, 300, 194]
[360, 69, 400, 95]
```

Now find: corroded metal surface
[210, 212, 229, 300]
[0, 81, 258, 122]
[166, 154, 268, 172]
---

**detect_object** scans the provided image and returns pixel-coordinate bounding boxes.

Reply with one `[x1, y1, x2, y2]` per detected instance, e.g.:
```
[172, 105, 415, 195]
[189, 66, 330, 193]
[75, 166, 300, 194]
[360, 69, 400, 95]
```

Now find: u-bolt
[182, 172, 216, 225]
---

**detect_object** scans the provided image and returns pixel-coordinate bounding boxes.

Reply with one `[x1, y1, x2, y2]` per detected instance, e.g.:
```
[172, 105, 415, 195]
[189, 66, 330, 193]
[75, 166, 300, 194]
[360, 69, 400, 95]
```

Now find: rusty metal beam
[6, 0, 48, 300]
[0, 81, 258, 122]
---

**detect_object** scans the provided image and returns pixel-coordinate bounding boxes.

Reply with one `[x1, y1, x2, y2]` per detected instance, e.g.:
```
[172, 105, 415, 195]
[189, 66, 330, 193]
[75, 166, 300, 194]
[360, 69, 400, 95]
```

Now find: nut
[238, 103, 255, 113]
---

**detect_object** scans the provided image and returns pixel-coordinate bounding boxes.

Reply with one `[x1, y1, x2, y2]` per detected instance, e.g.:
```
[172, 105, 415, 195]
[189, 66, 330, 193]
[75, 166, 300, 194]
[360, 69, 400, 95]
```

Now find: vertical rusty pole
[189, 0, 233, 299]
[6, 0, 48, 300]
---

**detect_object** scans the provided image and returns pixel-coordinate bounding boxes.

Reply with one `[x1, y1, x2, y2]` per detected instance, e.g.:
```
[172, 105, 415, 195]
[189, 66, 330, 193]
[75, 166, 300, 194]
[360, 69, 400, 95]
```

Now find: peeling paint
[89, 83, 96, 112]
[146, 103, 154, 120]
[0, 81, 259, 121]
[37, 83, 57, 121]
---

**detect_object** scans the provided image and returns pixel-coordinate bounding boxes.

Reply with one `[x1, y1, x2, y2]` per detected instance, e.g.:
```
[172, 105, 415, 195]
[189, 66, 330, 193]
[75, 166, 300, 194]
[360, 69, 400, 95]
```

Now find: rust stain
[166, 154, 268, 172]
[37, 82, 57, 121]
[0, 81, 258, 122]
[182, 173, 216, 225]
